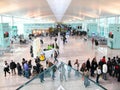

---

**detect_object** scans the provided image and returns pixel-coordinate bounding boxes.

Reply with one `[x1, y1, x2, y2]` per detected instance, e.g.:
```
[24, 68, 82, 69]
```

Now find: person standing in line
[117, 65, 120, 82]
[22, 58, 26, 69]
[23, 61, 29, 78]
[39, 66, 44, 83]
[80, 62, 86, 72]
[10, 60, 16, 75]
[35, 56, 40, 63]
[113, 64, 119, 77]
[36, 62, 42, 74]
[74, 59, 80, 71]
[67, 60, 72, 78]
[4, 61, 10, 77]
[96, 65, 102, 84]
[107, 57, 112, 76]
[74, 59, 80, 76]
[91, 57, 98, 77]
[52, 65, 57, 80]
[101, 56, 106, 64]
[102, 63, 108, 80]
[86, 58, 91, 71]
[83, 68, 90, 87]
[59, 62, 66, 81]
[98, 59, 104, 71]
[16, 62, 22, 76]
[28, 60, 32, 76]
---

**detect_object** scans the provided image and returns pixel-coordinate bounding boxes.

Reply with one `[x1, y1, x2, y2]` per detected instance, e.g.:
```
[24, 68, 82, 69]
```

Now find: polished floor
[0, 36, 120, 90]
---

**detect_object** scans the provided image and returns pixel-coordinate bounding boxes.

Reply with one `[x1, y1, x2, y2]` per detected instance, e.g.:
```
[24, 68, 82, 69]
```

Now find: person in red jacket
[101, 56, 106, 64]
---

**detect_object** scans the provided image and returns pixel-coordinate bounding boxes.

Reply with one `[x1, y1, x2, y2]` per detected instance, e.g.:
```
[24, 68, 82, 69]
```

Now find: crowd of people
[3, 36, 60, 83]
[3, 32, 120, 89]
[80, 56, 120, 84]
[3, 57, 57, 81]
[65, 55, 120, 87]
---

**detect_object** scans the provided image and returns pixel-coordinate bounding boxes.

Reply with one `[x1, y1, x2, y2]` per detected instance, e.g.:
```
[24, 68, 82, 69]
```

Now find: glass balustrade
[16, 62, 107, 90]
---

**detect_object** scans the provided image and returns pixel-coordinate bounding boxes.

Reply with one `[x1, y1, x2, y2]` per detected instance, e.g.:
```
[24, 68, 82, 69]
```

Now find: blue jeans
[39, 73, 44, 82]
[75, 70, 79, 77]
[24, 70, 29, 78]
[84, 77, 90, 87]
[68, 67, 71, 78]
[52, 70, 55, 80]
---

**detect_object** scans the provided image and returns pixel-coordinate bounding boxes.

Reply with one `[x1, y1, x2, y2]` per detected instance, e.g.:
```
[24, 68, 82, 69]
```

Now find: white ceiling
[0, 0, 120, 22]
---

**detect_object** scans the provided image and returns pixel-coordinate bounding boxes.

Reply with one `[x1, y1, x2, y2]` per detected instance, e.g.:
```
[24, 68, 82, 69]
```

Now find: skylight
[46, 0, 72, 22]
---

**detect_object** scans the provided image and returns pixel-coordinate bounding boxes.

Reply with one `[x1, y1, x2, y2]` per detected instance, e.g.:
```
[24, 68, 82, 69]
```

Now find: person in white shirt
[102, 63, 108, 80]
[74, 59, 80, 71]
[4, 61, 10, 77]
[96, 65, 101, 83]
[74, 59, 80, 76]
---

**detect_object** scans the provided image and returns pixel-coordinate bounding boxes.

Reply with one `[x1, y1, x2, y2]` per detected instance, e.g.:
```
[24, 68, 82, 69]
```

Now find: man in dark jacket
[10, 60, 16, 75]
[86, 58, 91, 71]
[91, 57, 98, 77]
[107, 57, 112, 76]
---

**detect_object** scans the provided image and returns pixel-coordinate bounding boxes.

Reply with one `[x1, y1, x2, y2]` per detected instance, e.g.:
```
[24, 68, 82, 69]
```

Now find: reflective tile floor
[0, 36, 120, 90]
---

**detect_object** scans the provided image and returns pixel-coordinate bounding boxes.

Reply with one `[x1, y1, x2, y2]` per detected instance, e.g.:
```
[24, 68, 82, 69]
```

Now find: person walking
[92, 37, 95, 47]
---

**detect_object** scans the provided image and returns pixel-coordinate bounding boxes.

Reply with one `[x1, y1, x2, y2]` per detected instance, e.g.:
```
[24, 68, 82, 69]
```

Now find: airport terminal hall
[1, 0, 120, 90]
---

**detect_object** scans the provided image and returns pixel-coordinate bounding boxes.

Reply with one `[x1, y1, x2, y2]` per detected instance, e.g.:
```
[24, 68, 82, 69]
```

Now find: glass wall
[0, 15, 55, 35]
[99, 18, 105, 37]
[82, 16, 117, 38]
[107, 17, 115, 24]
[2, 16, 13, 26]
[0, 15, 120, 37]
